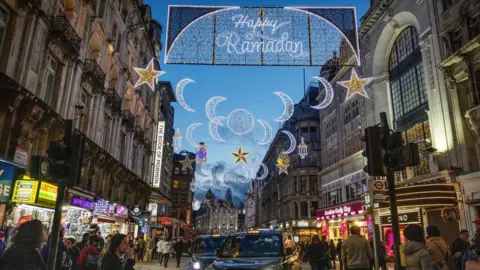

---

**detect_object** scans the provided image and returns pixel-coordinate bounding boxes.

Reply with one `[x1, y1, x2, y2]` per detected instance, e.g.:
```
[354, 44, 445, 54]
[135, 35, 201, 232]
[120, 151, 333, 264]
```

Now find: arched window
[389, 26, 430, 176]
[389, 26, 427, 121]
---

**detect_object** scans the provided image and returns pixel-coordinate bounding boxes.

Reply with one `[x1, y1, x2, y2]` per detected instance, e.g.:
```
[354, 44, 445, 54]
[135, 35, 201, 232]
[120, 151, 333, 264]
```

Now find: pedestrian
[138, 237, 145, 262]
[41, 230, 72, 270]
[76, 235, 101, 270]
[145, 236, 154, 263]
[403, 223, 431, 270]
[101, 233, 132, 270]
[133, 238, 140, 262]
[341, 225, 373, 270]
[0, 231, 6, 257]
[337, 239, 343, 270]
[451, 229, 470, 270]
[329, 239, 337, 269]
[174, 237, 185, 268]
[303, 235, 328, 270]
[157, 237, 165, 266]
[378, 241, 388, 270]
[285, 235, 295, 255]
[161, 237, 174, 268]
[0, 219, 48, 270]
[97, 232, 105, 251]
[76, 233, 90, 252]
[426, 225, 449, 270]
[66, 238, 81, 270]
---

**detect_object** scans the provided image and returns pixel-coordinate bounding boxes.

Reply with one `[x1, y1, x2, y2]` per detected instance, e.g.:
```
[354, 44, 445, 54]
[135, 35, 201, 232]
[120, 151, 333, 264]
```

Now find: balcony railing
[105, 88, 122, 112]
[84, 59, 106, 90]
[50, 16, 81, 55]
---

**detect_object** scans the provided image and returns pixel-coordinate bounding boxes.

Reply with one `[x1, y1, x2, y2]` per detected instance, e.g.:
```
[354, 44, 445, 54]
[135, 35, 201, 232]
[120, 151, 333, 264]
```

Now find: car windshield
[194, 237, 226, 254]
[220, 234, 282, 258]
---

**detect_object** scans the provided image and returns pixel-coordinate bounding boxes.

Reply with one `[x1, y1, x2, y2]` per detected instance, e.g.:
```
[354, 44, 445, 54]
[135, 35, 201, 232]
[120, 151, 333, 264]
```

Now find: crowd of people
[299, 219, 480, 270]
[0, 219, 155, 270]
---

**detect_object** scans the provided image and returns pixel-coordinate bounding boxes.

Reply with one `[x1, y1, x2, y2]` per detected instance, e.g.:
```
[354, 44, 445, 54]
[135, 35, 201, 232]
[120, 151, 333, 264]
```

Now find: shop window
[173, 180, 179, 189]
[43, 54, 58, 106]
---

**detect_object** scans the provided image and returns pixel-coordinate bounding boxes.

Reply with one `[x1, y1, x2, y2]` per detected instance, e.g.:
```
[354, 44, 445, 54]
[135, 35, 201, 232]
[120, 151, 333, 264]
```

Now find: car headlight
[193, 261, 201, 269]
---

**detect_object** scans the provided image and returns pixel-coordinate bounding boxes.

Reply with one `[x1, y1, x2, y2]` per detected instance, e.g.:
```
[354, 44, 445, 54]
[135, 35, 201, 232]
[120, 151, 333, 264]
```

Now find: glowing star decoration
[133, 58, 165, 91]
[232, 146, 250, 165]
[298, 137, 308, 159]
[337, 69, 373, 101]
[196, 142, 207, 163]
[179, 155, 194, 171]
[173, 129, 182, 150]
[176, 78, 196, 112]
[273, 92, 294, 122]
[276, 152, 291, 175]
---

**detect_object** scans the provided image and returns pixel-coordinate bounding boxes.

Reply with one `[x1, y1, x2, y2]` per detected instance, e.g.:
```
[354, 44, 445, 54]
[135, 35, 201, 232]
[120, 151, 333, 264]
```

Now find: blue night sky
[145, 0, 370, 204]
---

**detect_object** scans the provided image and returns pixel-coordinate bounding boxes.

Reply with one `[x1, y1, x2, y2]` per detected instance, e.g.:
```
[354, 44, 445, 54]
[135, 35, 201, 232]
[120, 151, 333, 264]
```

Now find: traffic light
[361, 126, 385, 176]
[382, 131, 420, 170]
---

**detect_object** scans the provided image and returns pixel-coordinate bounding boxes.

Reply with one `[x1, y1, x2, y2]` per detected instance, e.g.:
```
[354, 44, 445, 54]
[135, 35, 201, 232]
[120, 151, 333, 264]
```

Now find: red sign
[316, 201, 363, 219]
[17, 215, 32, 227]
[159, 217, 173, 226]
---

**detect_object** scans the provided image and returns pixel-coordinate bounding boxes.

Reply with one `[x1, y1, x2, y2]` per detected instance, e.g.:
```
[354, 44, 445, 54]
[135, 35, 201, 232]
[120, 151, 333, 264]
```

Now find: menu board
[11, 180, 38, 203]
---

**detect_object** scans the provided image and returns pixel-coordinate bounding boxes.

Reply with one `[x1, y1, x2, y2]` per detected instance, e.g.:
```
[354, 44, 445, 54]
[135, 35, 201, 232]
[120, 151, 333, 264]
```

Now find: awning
[130, 216, 164, 229]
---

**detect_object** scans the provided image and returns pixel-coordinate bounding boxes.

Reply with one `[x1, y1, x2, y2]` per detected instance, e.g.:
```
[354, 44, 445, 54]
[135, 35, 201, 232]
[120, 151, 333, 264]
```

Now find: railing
[105, 88, 122, 112]
[50, 16, 81, 55]
[84, 59, 106, 89]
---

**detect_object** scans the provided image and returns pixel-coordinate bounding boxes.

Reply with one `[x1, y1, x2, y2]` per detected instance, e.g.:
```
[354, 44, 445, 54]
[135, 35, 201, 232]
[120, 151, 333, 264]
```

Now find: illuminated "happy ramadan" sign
[165, 6, 360, 66]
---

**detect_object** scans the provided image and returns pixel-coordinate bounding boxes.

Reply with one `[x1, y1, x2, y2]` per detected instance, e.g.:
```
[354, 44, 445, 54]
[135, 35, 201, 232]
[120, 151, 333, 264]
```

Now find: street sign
[372, 180, 386, 192]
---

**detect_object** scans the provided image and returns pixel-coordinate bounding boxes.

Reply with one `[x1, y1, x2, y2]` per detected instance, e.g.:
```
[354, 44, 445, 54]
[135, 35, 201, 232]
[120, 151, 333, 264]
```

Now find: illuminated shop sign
[11, 179, 39, 203]
[316, 201, 363, 219]
[152, 121, 165, 188]
[70, 195, 94, 210]
[115, 205, 128, 217]
[38, 182, 58, 202]
[379, 211, 421, 226]
[0, 161, 14, 203]
[93, 199, 113, 216]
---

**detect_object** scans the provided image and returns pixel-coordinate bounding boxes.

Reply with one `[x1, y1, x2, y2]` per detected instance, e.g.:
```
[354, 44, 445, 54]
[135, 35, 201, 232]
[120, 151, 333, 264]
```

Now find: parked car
[184, 234, 227, 270]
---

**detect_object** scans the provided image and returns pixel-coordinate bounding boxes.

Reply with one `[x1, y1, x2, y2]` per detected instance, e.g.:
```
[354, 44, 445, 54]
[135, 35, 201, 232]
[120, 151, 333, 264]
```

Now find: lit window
[173, 180, 179, 188]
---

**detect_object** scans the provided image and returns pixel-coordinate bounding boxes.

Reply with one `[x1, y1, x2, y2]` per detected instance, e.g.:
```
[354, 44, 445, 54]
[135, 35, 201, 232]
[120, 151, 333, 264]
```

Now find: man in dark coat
[174, 238, 185, 268]
[304, 235, 328, 270]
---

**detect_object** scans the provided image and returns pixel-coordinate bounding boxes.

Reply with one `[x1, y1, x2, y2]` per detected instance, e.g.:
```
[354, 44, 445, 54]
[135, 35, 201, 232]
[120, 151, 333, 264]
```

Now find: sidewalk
[134, 256, 191, 270]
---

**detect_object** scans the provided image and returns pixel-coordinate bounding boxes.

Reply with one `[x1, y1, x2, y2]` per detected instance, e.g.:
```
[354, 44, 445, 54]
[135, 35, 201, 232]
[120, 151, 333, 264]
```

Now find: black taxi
[205, 230, 302, 270]
[184, 234, 227, 270]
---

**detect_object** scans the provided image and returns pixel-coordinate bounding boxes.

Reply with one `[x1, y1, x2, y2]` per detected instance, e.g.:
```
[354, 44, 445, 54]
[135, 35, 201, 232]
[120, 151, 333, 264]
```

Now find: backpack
[84, 247, 100, 270]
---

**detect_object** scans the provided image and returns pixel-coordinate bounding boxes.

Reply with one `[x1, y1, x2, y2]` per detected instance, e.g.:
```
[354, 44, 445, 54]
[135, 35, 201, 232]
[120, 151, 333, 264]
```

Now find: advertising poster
[0, 161, 14, 203]
[11, 179, 39, 203]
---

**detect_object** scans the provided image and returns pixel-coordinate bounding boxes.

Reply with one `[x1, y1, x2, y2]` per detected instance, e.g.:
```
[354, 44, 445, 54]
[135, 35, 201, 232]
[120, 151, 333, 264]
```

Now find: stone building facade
[171, 151, 195, 225]
[0, 0, 170, 220]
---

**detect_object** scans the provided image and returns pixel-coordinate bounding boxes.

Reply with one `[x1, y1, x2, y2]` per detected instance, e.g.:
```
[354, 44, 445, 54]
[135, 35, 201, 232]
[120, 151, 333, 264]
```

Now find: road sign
[372, 180, 386, 192]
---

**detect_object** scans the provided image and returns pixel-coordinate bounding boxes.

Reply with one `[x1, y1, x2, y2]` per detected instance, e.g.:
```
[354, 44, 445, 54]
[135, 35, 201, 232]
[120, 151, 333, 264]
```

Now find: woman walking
[329, 239, 337, 269]
[161, 237, 174, 268]
[0, 219, 48, 270]
[403, 224, 432, 270]
[426, 225, 449, 270]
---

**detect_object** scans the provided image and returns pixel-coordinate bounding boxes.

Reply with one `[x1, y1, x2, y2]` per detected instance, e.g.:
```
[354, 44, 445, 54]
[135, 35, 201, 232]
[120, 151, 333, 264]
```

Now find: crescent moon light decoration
[257, 119, 273, 145]
[206, 96, 227, 125]
[176, 78, 196, 112]
[209, 116, 226, 142]
[281, 130, 297, 155]
[256, 163, 269, 180]
[237, 166, 251, 184]
[273, 92, 294, 122]
[211, 166, 222, 184]
[196, 163, 209, 178]
[186, 123, 202, 148]
[311, 76, 335, 110]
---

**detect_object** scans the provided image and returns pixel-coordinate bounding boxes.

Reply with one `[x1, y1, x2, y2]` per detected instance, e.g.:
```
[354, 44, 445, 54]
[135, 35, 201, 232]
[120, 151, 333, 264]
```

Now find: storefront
[0, 159, 16, 228]
[280, 219, 322, 243]
[3, 177, 58, 245]
[316, 200, 367, 243]
[62, 189, 95, 241]
[378, 208, 422, 257]
[92, 199, 126, 236]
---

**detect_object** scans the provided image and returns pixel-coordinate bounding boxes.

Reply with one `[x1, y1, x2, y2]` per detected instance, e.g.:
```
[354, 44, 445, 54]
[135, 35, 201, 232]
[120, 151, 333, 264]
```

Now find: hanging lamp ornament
[179, 155, 194, 171]
[133, 58, 165, 91]
[276, 152, 291, 175]
[337, 69, 373, 101]
[298, 137, 308, 159]
[173, 128, 182, 150]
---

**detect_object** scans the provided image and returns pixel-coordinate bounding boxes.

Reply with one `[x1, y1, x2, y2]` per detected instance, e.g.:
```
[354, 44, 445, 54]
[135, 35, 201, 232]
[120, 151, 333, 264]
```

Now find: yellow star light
[232, 146, 251, 165]
[133, 58, 165, 91]
[337, 69, 373, 101]
[276, 153, 291, 175]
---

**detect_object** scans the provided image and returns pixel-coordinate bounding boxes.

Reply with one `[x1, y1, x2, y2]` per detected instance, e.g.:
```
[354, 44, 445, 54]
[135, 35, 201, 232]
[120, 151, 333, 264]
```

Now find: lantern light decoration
[298, 137, 308, 159]
[190, 179, 195, 192]
[173, 128, 182, 150]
